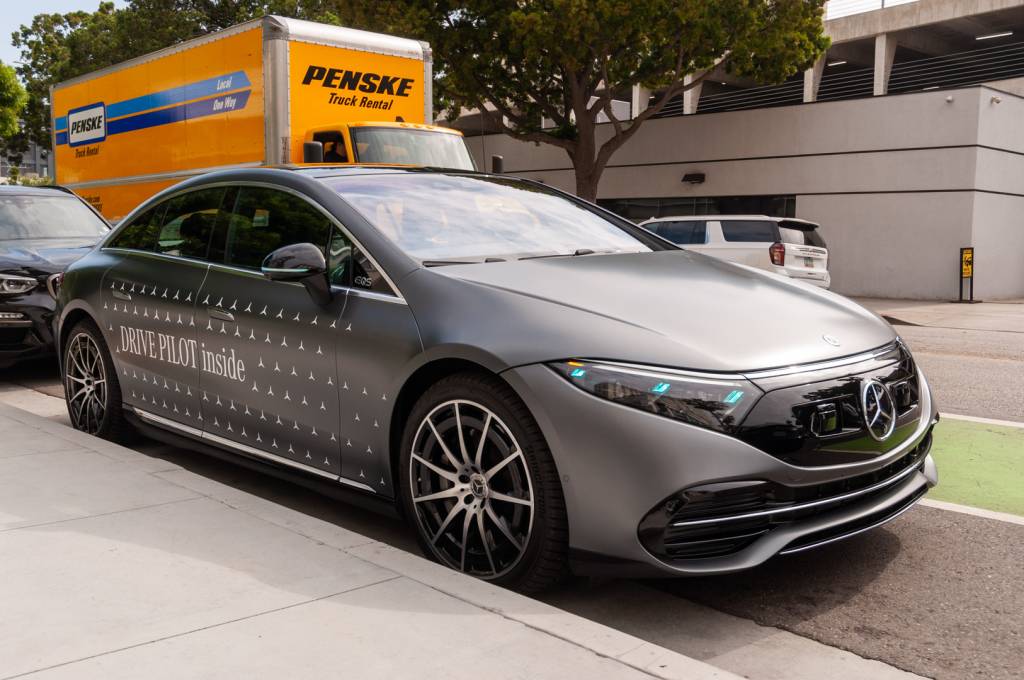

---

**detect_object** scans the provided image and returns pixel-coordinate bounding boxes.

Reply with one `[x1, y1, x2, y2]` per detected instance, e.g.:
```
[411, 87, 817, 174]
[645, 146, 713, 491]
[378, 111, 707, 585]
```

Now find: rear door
[101, 187, 230, 428]
[196, 185, 348, 478]
[778, 220, 829, 284]
[710, 219, 777, 269]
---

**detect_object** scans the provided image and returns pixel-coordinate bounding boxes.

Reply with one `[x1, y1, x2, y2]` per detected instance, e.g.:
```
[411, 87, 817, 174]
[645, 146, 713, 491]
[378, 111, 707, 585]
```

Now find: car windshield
[0, 194, 108, 240]
[327, 173, 652, 261]
[351, 127, 476, 171]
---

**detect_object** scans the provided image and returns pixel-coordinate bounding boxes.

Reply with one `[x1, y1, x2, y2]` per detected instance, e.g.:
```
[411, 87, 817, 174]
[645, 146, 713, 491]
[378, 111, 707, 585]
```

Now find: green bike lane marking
[928, 418, 1024, 517]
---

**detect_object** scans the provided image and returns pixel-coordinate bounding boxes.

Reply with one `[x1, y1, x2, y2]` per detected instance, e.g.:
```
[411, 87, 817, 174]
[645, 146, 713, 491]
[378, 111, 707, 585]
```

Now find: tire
[399, 372, 569, 592]
[63, 319, 134, 443]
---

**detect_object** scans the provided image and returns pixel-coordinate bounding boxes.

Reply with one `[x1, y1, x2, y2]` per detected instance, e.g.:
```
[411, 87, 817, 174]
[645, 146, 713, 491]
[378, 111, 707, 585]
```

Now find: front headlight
[0, 274, 38, 295]
[548, 360, 762, 433]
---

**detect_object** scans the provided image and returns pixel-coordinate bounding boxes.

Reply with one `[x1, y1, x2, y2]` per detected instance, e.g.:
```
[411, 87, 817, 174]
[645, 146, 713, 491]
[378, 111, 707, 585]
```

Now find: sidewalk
[853, 297, 1024, 333]
[0, 403, 738, 680]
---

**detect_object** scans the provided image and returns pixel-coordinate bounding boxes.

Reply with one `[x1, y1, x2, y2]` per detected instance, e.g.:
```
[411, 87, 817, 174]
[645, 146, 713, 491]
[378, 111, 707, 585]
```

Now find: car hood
[0, 237, 99, 277]
[429, 250, 895, 373]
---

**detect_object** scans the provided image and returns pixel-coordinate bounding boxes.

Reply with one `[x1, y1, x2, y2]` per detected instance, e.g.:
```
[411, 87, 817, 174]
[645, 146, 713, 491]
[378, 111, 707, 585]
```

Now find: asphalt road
[895, 324, 1024, 423]
[3, 314, 1021, 680]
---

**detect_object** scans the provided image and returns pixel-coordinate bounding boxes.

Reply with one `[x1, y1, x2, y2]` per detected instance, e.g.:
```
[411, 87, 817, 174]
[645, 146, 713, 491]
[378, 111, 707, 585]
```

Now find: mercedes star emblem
[861, 379, 897, 442]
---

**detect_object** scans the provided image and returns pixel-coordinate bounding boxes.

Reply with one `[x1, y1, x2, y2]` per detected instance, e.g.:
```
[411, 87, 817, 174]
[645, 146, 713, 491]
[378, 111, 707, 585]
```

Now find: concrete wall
[465, 85, 1024, 300]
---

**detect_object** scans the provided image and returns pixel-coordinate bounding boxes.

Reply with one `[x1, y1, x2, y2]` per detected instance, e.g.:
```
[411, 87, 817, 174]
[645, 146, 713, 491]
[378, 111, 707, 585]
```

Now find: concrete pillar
[630, 84, 651, 118]
[683, 74, 703, 115]
[873, 33, 897, 96]
[803, 56, 825, 102]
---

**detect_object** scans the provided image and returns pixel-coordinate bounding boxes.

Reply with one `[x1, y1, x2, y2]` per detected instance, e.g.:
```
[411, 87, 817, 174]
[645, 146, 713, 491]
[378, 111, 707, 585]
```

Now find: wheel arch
[388, 357, 510, 508]
[57, 304, 101, 373]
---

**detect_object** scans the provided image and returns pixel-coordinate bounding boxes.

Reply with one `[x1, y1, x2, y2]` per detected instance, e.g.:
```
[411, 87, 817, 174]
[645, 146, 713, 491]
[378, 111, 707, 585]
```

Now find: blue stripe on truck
[56, 90, 251, 145]
[53, 70, 251, 133]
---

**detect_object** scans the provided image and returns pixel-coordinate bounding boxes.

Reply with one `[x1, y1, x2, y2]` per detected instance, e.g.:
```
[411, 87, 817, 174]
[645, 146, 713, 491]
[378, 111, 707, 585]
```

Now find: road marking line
[940, 412, 1024, 429]
[920, 498, 1024, 526]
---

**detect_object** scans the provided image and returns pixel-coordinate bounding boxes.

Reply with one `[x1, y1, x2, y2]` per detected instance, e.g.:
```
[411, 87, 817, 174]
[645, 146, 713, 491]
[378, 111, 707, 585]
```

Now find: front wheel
[400, 373, 568, 592]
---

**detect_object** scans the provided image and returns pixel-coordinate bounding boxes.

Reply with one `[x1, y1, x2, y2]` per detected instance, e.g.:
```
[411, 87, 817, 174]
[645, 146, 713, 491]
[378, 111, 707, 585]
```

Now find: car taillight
[769, 242, 785, 267]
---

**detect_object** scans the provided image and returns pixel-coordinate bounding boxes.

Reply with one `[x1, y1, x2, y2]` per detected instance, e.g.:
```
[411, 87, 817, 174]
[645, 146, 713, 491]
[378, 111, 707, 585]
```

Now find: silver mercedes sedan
[54, 166, 938, 591]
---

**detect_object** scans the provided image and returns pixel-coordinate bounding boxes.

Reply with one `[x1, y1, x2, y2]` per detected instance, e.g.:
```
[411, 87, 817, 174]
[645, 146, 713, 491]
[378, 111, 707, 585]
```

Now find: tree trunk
[573, 163, 602, 203]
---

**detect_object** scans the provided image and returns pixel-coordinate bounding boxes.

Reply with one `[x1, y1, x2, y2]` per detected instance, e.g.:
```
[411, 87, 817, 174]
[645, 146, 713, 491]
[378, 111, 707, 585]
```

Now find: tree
[422, 0, 830, 200]
[0, 61, 27, 141]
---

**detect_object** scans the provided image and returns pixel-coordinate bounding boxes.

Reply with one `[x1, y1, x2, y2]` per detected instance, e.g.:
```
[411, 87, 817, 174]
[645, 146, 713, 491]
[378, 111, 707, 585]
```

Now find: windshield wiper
[519, 248, 602, 261]
[421, 257, 507, 267]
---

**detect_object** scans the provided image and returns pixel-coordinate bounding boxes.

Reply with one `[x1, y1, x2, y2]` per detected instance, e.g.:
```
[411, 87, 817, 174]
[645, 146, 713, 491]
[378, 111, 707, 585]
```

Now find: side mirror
[303, 141, 324, 163]
[261, 243, 332, 305]
[491, 154, 504, 174]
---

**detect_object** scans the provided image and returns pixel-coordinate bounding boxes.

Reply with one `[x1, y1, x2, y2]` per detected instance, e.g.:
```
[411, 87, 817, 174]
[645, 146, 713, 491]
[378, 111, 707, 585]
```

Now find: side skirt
[124, 408, 401, 519]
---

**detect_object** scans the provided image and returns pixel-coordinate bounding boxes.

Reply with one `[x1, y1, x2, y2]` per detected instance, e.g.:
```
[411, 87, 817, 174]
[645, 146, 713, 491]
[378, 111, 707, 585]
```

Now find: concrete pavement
[0, 402, 737, 680]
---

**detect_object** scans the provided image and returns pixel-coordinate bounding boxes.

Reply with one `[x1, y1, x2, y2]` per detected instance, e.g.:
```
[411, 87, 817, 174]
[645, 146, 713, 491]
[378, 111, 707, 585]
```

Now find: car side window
[155, 188, 230, 259]
[221, 187, 332, 271]
[721, 221, 776, 243]
[657, 221, 707, 245]
[327, 226, 394, 295]
[108, 204, 166, 252]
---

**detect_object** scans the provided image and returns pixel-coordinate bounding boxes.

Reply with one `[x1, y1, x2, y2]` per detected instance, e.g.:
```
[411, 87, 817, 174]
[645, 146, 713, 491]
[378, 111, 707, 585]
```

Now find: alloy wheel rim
[65, 333, 107, 434]
[409, 400, 535, 579]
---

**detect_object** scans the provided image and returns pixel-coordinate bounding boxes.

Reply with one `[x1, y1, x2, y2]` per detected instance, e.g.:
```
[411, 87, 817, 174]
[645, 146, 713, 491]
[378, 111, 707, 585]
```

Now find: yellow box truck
[50, 15, 474, 221]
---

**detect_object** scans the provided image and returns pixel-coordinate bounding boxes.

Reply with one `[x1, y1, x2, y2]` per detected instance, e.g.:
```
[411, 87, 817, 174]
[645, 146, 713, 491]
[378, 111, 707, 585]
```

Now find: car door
[100, 187, 229, 428]
[329, 232, 420, 495]
[196, 185, 348, 479]
[711, 219, 777, 269]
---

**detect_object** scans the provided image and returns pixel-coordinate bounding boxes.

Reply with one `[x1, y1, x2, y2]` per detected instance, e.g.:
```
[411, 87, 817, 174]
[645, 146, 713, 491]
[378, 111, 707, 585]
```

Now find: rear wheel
[400, 372, 569, 592]
[63, 319, 133, 442]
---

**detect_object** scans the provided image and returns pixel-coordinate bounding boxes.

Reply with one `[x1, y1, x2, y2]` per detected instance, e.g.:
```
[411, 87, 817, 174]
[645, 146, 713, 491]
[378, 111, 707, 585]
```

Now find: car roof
[641, 215, 820, 228]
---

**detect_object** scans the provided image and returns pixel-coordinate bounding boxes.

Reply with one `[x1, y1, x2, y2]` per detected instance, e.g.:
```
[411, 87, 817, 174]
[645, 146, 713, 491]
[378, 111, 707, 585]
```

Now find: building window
[598, 195, 796, 222]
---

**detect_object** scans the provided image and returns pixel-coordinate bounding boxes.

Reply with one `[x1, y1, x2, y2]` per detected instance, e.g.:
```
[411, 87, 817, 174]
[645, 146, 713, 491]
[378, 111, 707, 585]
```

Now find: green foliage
[413, 0, 830, 198]
[0, 61, 27, 141]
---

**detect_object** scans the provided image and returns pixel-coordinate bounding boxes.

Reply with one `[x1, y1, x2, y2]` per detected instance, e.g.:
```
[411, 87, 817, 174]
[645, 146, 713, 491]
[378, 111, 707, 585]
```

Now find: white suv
[640, 215, 831, 288]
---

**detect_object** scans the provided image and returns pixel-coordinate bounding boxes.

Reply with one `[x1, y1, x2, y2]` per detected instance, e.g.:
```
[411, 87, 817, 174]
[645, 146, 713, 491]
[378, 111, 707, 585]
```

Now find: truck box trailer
[50, 15, 473, 221]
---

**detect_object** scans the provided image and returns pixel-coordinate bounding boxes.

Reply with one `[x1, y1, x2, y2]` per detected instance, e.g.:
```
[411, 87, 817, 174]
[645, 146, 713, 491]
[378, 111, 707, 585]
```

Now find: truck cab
[305, 122, 475, 170]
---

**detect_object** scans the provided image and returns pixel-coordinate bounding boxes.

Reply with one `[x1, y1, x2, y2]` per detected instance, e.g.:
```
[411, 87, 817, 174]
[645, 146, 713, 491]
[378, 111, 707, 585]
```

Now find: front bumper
[501, 363, 937, 577]
[0, 291, 57, 368]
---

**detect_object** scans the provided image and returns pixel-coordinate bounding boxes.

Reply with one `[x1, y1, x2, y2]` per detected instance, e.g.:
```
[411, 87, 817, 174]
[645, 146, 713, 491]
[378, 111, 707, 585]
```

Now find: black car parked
[0, 186, 108, 368]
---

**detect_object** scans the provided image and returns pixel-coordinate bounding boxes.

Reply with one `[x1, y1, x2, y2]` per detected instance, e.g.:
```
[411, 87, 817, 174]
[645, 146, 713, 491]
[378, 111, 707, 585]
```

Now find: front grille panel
[738, 342, 922, 466]
[638, 431, 932, 561]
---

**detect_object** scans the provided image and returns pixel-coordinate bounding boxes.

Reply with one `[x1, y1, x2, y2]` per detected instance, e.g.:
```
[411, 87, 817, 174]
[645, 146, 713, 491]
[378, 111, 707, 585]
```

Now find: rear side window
[155, 188, 230, 259]
[109, 205, 165, 251]
[652, 220, 706, 245]
[779, 224, 827, 248]
[721, 220, 777, 243]
[220, 187, 332, 271]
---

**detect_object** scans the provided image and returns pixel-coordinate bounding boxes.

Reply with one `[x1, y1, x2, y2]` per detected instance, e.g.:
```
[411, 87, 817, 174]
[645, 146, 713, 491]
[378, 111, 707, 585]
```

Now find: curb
[0, 401, 740, 680]
[939, 412, 1024, 429]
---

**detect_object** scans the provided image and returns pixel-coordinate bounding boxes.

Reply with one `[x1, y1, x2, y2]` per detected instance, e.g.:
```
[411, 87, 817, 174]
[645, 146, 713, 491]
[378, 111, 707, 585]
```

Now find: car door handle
[208, 307, 234, 322]
[112, 290, 131, 301]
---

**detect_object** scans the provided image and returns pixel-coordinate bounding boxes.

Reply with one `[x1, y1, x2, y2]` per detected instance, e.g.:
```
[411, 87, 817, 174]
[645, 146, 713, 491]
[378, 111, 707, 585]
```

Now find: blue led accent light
[724, 390, 745, 404]
[651, 382, 671, 394]
[570, 368, 587, 378]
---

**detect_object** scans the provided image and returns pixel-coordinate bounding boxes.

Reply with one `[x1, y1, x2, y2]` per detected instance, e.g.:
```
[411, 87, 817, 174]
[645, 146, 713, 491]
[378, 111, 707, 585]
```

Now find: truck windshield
[350, 127, 476, 171]
[328, 173, 652, 261]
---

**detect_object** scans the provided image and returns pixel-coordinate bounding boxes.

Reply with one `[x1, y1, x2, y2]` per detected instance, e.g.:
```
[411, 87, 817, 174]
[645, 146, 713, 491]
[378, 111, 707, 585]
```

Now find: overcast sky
[0, 0, 127, 68]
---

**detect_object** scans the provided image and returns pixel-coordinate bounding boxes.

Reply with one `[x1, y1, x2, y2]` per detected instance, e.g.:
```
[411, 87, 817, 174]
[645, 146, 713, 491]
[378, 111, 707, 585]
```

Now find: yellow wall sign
[960, 247, 974, 279]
